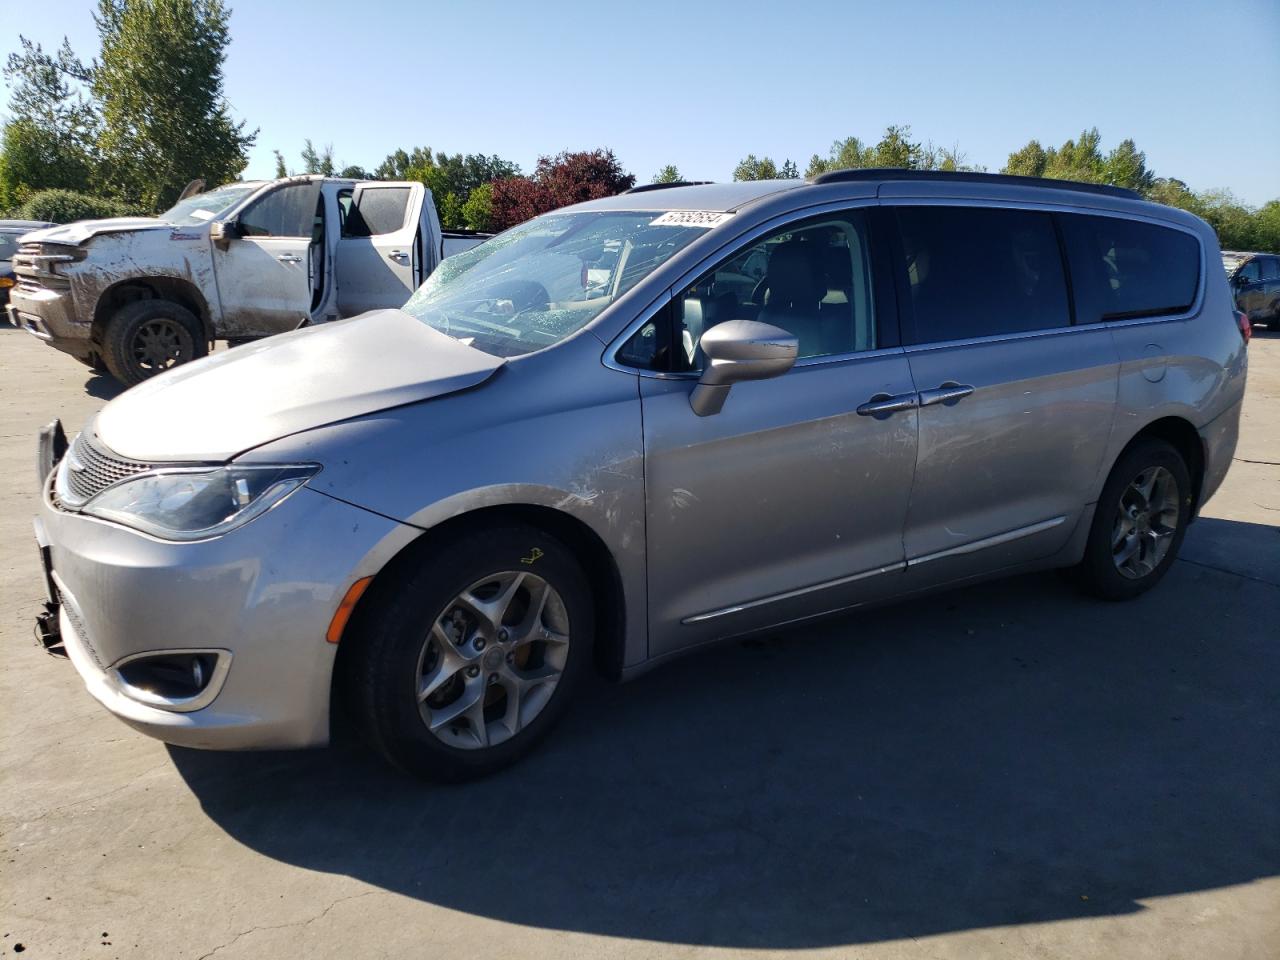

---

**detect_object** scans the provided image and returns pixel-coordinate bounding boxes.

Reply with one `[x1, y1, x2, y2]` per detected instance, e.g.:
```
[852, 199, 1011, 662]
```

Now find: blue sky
[3, 0, 1278, 205]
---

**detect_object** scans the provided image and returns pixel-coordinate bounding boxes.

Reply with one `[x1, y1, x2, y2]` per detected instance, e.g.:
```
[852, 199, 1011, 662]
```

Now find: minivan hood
[95, 310, 504, 461]
[23, 217, 173, 247]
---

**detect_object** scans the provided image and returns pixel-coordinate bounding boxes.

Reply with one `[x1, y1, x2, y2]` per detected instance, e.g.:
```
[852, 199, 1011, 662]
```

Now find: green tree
[779, 159, 799, 179]
[1003, 139, 1048, 177]
[732, 154, 779, 180]
[93, 0, 256, 211]
[1043, 127, 1105, 182]
[870, 124, 922, 167]
[375, 146, 434, 180]
[461, 181, 494, 232]
[338, 165, 369, 180]
[0, 38, 98, 207]
[1102, 138, 1154, 192]
[806, 136, 872, 177]
[271, 149, 289, 178]
[652, 164, 682, 184]
[299, 138, 335, 176]
[1254, 200, 1280, 253]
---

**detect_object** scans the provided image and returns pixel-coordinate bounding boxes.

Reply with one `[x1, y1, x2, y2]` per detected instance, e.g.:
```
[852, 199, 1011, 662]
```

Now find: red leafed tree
[490, 149, 635, 231]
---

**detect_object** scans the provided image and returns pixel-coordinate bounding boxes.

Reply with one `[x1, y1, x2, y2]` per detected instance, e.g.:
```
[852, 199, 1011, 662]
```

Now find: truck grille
[60, 429, 151, 507]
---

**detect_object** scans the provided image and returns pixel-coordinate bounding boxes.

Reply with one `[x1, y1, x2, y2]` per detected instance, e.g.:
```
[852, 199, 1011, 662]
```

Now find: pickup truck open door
[335, 182, 442, 316]
[214, 179, 322, 337]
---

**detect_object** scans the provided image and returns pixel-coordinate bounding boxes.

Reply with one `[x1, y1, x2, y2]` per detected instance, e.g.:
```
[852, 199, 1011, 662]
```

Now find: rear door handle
[388, 250, 409, 261]
[856, 391, 919, 417]
[918, 381, 975, 407]
[276, 253, 303, 263]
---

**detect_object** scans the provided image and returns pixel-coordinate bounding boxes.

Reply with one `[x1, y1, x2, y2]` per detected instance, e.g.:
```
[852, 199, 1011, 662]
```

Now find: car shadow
[84, 371, 126, 401]
[169, 522, 1280, 949]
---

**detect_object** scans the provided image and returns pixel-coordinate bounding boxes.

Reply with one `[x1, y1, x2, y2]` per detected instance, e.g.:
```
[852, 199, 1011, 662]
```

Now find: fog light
[110, 650, 230, 711]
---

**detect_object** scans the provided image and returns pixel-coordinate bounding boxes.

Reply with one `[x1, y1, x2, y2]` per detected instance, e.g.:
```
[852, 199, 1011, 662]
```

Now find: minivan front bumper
[36, 475, 417, 750]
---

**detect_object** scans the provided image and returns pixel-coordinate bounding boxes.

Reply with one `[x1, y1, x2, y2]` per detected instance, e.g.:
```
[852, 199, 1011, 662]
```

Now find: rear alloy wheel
[1110, 466, 1180, 579]
[347, 524, 592, 780]
[102, 299, 206, 386]
[1074, 438, 1192, 600]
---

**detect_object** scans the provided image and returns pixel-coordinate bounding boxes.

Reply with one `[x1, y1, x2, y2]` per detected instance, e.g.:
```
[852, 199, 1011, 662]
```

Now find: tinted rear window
[344, 187, 410, 237]
[1060, 215, 1200, 322]
[895, 206, 1070, 343]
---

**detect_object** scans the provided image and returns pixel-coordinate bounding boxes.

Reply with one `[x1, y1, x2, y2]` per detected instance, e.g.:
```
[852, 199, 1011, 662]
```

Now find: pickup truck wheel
[102, 299, 206, 386]
[346, 523, 593, 781]
[1073, 438, 1192, 601]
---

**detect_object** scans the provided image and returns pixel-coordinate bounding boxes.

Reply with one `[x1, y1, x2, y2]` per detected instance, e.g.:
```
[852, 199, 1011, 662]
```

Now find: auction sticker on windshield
[650, 211, 735, 228]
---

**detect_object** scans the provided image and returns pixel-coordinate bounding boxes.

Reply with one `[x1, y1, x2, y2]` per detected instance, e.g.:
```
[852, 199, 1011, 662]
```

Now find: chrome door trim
[681, 561, 906, 625]
[905, 516, 1067, 567]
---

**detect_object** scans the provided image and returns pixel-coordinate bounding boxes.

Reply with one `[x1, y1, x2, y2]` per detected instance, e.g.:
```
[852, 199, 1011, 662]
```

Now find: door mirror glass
[689, 319, 797, 416]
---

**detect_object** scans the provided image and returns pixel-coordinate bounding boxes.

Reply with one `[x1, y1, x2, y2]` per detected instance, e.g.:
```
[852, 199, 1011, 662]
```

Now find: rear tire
[102, 299, 205, 386]
[1074, 438, 1192, 601]
[346, 523, 593, 781]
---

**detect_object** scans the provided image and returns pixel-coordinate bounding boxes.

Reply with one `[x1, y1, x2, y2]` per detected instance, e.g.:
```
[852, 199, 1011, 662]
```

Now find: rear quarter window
[1060, 215, 1200, 322]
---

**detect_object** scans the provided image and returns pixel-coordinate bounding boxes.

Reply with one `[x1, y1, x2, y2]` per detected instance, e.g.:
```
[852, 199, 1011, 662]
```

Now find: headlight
[72, 464, 318, 541]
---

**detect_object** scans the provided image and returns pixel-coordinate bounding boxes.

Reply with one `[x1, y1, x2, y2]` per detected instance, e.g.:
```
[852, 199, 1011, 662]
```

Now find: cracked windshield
[402, 210, 706, 357]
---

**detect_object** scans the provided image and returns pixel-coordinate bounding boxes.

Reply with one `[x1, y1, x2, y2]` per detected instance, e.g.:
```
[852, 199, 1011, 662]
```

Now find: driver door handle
[856, 391, 919, 417]
[388, 250, 409, 261]
[276, 253, 302, 264]
[918, 381, 975, 407]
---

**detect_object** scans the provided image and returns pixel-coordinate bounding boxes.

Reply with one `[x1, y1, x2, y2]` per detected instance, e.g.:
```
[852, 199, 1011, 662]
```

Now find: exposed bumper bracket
[34, 601, 68, 658]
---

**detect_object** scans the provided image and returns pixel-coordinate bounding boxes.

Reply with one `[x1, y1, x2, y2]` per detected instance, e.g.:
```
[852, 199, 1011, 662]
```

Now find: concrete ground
[1, 321, 1277, 960]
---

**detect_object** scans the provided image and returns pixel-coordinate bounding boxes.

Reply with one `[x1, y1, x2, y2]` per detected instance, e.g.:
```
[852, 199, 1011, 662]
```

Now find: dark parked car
[0, 220, 56, 308]
[1223, 251, 1280, 327]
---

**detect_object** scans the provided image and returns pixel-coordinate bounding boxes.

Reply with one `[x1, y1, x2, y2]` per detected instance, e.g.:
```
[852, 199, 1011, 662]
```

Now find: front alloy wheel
[346, 523, 592, 781]
[417, 571, 570, 749]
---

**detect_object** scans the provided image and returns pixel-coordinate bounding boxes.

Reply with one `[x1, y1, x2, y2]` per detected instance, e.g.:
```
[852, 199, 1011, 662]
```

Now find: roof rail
[623, 180, 714, 194]
[808, 168, 1142, 200]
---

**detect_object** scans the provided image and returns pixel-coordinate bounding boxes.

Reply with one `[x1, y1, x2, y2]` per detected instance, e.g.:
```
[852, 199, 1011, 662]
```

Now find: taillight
[1236, 309, 1251, 344]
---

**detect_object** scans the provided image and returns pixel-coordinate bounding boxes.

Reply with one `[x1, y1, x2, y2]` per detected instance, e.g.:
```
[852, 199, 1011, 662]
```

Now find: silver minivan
[34, 171, 1248, 780]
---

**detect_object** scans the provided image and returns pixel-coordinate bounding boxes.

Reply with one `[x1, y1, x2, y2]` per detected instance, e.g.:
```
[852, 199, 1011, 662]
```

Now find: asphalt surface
[2, 321, 1277, 959]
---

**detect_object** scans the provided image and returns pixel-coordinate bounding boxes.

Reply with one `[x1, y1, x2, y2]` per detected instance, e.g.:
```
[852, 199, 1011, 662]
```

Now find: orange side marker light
[326, 576, 373, 644]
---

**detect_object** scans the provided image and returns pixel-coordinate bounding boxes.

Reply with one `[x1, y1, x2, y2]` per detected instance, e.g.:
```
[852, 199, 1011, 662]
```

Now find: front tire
[102, 299, 206, 386]
[1074, 438, 1192, 601]
[346, 524, 593, 781]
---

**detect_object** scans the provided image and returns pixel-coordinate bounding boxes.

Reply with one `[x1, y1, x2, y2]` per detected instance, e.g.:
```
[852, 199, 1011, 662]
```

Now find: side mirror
[689, 319, 798, 417]
[210, 220, 241, 249]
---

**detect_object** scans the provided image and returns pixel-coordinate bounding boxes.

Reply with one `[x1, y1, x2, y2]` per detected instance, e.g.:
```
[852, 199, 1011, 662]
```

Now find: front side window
[0, 231, 19, 261]
[1061, 214, 1200, 322]
[238, 183, 317, 238]
[1237, 259, 1262, 283]
[621, 212, 877, 371]
[895, 206, 1070, 343]
[402, 210, 704, 358]
[1263, 258, 1280, 281]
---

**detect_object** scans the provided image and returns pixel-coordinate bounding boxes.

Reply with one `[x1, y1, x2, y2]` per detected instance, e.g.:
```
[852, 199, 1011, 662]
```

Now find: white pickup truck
[7, 176, 490, 384]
